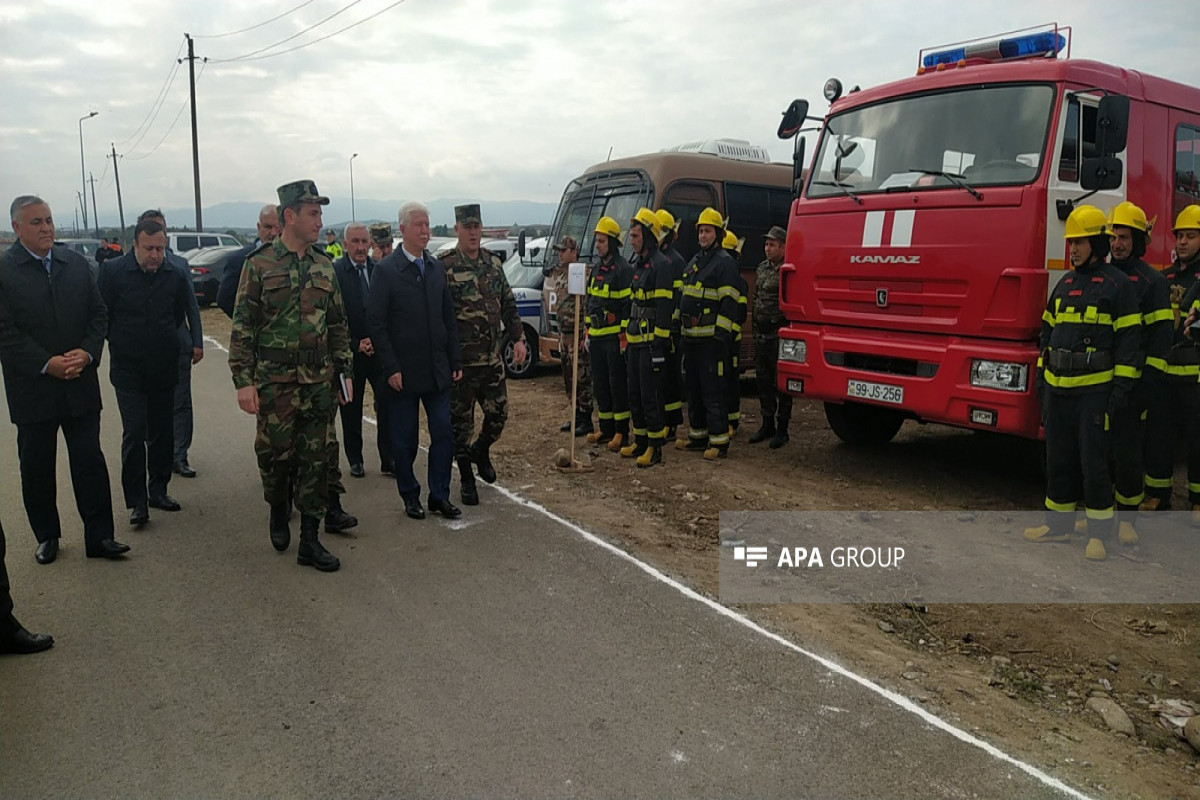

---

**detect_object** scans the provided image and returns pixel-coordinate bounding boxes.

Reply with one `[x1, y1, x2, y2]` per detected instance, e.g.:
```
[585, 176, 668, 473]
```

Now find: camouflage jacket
[441, 247, 523, 368]
[753, 258, 786, 336]
[229, 238, 352, 389]
[550, 264, 587, 337]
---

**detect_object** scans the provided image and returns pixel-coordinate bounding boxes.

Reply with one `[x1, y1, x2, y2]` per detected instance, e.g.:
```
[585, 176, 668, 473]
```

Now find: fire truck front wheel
[824, 402, 904, 447]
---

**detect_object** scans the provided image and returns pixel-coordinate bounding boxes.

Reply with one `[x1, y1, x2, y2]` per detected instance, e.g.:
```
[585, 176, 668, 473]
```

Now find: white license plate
[846, 379, 904, 405]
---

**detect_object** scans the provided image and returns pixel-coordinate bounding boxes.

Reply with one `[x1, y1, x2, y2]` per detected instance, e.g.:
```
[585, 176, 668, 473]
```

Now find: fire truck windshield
[807, 84, 1056, 198]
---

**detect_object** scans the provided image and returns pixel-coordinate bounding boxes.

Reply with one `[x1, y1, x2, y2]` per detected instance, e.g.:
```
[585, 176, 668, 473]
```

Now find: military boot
[769, 418, 790, 449]
[748, 420, 775, 444]
[573, 411, 594, 437]
[470, 436, 497, 484]
[324, 493, 359, 534]
[269, 502, 291, 552]
[297, 515, 340, 572]
[458, 457, 479, 506]
[620, 434, 647, 458]
[636, 444, 662, 468]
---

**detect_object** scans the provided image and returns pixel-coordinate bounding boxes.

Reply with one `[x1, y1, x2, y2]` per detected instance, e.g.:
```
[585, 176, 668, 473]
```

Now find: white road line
[201, 332, 1092, 800]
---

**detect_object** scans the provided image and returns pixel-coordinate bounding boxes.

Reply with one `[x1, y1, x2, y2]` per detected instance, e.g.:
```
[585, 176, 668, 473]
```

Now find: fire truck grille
[827, 351, 938, 378]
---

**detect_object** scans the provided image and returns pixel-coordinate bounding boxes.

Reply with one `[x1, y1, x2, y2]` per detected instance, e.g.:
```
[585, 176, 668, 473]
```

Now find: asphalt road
[0, 346, 1089, 799]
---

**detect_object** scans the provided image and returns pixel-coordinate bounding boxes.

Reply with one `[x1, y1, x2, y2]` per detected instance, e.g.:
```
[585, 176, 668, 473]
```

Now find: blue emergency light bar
[922, 31, 1066, 69]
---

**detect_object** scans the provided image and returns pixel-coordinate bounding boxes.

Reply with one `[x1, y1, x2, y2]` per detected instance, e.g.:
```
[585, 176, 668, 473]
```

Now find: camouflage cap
[369, 222, 392, 244]
[552, 235, 578, 252]
[763, 225, 788, 242]
[277, 179, 330, 208]
[455, 203, 482, 225]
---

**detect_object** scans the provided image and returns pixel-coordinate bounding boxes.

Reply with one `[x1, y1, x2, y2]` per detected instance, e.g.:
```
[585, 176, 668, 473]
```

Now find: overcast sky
[0, 0, 1194, 229]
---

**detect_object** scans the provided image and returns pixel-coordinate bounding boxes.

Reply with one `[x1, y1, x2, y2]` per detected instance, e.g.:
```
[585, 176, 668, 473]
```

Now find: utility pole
[88, 173, 100, 238]
[181, 34, 204, 232]
[109, 144, 127, 248]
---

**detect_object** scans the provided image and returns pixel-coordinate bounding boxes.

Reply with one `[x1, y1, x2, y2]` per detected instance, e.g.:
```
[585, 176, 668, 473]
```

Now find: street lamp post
[350, 153, 359, 221]
[78, 111, 98, 233]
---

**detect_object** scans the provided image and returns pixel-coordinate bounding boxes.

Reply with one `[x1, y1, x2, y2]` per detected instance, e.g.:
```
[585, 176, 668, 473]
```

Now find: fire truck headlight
[779, 338, 807, 364]
[970, 359, 1028, 392]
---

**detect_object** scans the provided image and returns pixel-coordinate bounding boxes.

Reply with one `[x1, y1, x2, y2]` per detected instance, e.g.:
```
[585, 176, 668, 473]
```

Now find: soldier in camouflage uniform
[369, 222, 393, 261]
[442, 204, 526, 506]
[548, 235, 594, 436]
[750, 225, 792, 448]
[229, 180, 353, 573]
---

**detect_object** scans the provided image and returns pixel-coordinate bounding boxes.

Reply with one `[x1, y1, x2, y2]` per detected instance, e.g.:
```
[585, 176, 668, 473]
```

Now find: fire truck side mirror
[1080, 156, 1123, 192]
[1095, 95, 1129, 156]
[778, 99, 811, 140]
[792, 136, 807, 197]
[518, 229, 527, 258]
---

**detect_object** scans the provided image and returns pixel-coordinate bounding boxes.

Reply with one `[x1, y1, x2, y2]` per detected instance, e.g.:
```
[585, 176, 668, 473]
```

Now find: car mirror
[778, 99, 811, 140]
[1080, 156, 1123, 191]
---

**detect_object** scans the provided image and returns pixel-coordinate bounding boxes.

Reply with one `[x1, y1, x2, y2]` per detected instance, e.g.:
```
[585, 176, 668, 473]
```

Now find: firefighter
[1142, 204, 1200, 521]
[583, 217, 633, 451]
[1024, 205, 1140, 561]
[1099, 201, 1170, 545]
[621, 208, 674, 467]
[722, 230, 748, 438]
[678, 207, 740, 460]
[655, 209, 686, 438]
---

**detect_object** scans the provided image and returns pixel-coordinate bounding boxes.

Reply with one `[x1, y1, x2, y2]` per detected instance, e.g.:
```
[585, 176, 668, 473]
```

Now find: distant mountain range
[151, 197, 558, 232]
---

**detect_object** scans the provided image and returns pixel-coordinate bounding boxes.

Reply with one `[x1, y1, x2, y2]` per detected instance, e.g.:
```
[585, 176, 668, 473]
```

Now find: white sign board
[568, 262, 587, 295]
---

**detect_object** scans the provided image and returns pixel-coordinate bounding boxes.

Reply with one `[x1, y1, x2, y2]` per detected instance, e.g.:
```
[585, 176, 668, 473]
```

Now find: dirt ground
[202, 308, 1198, 799]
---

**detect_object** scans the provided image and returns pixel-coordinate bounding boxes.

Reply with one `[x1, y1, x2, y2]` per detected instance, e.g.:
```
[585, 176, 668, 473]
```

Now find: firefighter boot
[769, 420, 790, 449]
[606, 432, 625, 453]
[1117, 521, 1139, 546]
[1085, 537, 1108, 561]
[470, 437, 497, 484]
[620, 434, 647, 458]
[458, 457, 479, 506]
[682, 430, 708, 451]
[269, 502, 291, 552]
[748, 420, 775, 444]
[703, 445, 729, 461]
[297, 515, 340, 572]
[1138, 496, 1169, 512]
[574, 411, 594, 437]
[1073, 516, 1089, 535]
[587, 419, 614, 445]
[324, 493, 359, 534]
[1023, 525, 1070, 543]
[636, 444, 662, 468]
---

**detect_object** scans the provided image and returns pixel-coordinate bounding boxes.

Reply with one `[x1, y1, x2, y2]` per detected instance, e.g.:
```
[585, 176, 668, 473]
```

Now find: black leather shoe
[748, 425, 775, 444]
[769, 430, 790, 449]
[35, 539, 58, 565]
[86, 539, 131, 559]
[574, 421, 594, 437]
[428, 497, 462, 519]
[173, 460, 197, 478]
[380, 461, 393, 475]
[404, 498, 426, 520]
[324, 506, 359, 534]
[349, 462, 365, 478]
[148, 494, 181, 512]
[0, 625, 54, 655]
[129, 505, 149, 526]
[470, 439, 497, 484]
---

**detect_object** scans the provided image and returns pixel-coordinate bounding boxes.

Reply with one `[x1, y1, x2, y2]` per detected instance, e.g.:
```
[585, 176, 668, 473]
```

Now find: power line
[114, 38, 186, 148]
[125, 62, 207, 162]
[211, 0, 408, 63]
[194, 0, 317, 38]
[209, 0, 367, 63]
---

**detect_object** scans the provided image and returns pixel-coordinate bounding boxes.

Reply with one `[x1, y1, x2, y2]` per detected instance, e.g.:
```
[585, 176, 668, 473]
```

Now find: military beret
[455, 203, 482, 225]
[277, 179, 330, 208]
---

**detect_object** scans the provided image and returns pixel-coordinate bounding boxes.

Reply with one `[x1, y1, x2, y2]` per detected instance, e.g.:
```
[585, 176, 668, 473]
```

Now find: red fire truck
[773, 25, 1200, 445]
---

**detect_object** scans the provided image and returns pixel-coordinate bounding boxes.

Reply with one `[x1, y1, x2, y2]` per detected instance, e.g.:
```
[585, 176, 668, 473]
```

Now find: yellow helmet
[1174, 205, 1200, 233]
[1064, 205, 1108, 240]
[655, 209, 680, 235]
[631, 207, 663, 241]
[721, 230, 744, 255]
[594, 216, 623, 244]
[1106, 200, 1151, 234]
[696, 207, 726, 231]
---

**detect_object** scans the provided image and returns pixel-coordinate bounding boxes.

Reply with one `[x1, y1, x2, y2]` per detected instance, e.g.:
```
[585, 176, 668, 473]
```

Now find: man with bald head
[218, 204, 281, 318]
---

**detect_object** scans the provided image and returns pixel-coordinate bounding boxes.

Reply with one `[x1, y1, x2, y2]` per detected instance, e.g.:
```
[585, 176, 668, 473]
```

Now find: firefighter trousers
[660, 338, 683, 428]
[725, 337, 741, 429]
[627, 345, 666, 443]
[683, 338, 731, 447]
[1109, 384, 1146, 521]
[590, 337, 629, 437]
[1142, 371, 1200, 506]
[1043, 388, 1114, 541]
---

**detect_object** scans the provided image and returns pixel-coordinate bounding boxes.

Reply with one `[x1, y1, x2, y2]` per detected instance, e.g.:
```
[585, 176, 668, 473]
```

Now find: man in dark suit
[217, 204, 280, 319]
[99, 218, 194, 525]
[0, 517, 53, 654]
[0, 195, 129, 563]
[367, 202, 463, 520]
[333, 222, 393, 478]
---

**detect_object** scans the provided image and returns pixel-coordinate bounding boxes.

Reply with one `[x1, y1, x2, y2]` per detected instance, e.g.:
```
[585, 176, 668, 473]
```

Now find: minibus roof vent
[663, 138, 772, 163]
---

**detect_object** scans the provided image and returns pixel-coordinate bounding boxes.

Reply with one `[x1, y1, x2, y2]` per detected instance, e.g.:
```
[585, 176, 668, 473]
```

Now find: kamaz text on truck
[773, 24, 1200, 446]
